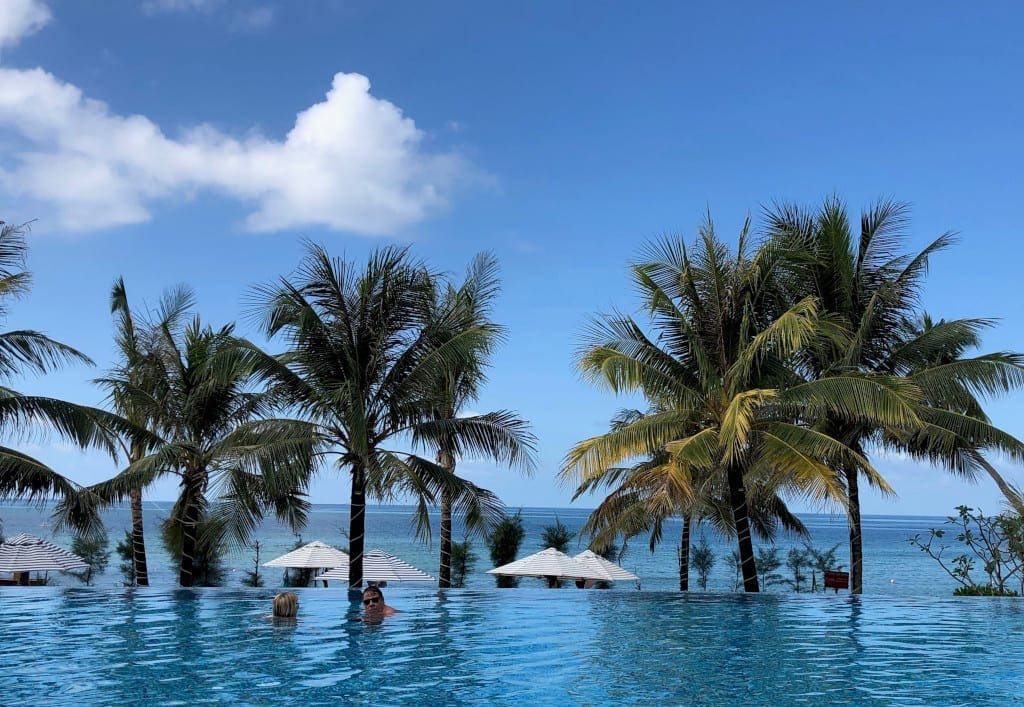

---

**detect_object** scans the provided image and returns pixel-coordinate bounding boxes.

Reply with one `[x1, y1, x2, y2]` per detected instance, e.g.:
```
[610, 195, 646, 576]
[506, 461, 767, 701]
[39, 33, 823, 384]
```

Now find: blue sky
[0, 0, 1021, 515]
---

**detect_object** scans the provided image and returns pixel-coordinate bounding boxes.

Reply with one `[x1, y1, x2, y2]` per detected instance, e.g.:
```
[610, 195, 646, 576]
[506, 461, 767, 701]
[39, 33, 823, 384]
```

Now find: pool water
[1, 588, 1021, 705]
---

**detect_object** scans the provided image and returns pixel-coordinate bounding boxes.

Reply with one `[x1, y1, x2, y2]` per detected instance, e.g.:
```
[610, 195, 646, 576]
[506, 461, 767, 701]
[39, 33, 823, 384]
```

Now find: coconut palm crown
[251, 244, 509, 591]
[0, 222, 130, 533]
[78, 315, 316, 586]
[410, 253, 537, 588]
[564, 217, 909, 591]
[765, 197, 1024, 592]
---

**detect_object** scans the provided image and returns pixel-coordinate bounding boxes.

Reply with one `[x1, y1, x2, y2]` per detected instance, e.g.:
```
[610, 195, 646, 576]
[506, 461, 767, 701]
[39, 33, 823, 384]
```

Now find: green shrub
[953, 585, 1019, 597]
[450, 539, 477, 588]
[487, 511, 525, 588]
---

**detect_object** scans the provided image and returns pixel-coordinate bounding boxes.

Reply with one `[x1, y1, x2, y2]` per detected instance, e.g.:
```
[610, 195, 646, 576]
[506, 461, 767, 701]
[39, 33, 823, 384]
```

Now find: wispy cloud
[231, 5, 273, 31]
[142, 0, 274, 32]
[0, 3, 480, 235]
[141, 0, 222, 15]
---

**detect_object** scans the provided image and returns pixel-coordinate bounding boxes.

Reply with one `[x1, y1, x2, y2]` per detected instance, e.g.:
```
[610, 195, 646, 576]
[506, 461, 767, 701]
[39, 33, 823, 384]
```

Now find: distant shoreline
[0, 501, 951, 521]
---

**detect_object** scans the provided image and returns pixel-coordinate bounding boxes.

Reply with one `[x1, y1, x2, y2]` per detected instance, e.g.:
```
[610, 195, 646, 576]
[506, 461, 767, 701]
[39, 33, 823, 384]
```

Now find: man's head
[362, 586, 384, 610]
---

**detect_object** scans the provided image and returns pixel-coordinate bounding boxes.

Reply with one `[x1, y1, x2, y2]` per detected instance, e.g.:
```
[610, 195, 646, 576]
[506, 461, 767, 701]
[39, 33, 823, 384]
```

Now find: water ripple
[1, 588, 1022, 705]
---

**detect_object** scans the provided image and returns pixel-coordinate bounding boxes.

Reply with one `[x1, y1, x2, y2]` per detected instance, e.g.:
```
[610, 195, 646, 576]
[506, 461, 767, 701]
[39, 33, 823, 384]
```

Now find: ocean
[0, 502, 962, 595]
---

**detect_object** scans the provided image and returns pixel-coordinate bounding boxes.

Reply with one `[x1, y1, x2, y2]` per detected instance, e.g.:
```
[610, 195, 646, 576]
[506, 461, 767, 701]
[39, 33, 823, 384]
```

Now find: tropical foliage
[91, 279, 195, 586]
[72, 313, 316, 586]
[690, 536, 714, 591]
[70, 532, 110, 586]
[540, 517, 573, 552]
[449, 538, 477, 588]
[487, 511, 525, 588]
[563, 217, 893, 592]
[410, 253, 536, 588]
[251, 244, 529, 590]
[0, 222, 128, 529]
[765, 197, 1024, 592]
[573, 408, 808, 591]
[910, 505, 1024, 596]
[565, 200, 1023, 592]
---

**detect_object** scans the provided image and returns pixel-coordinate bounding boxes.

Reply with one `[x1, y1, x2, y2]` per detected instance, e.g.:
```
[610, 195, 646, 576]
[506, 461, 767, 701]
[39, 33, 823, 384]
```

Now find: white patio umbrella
[487, 547, 608, 582]
[315, 549, 436, 584]
[573, 550, 639, 582]
[0, 533, 89, 573]
[263, 541, 349, 569]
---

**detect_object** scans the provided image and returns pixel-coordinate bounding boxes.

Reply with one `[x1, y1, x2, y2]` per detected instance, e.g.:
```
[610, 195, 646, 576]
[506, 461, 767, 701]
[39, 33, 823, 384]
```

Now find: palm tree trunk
[439, 490, 453, 589]
[129, 486, 149, 587]
[179, 499, 199, 587]
[845, 464, 863, 594]
[678, 515, 691, 592]
[438, 447, 455, 589]
[348, 463, 366, 591]
[728, 462, 759, 592]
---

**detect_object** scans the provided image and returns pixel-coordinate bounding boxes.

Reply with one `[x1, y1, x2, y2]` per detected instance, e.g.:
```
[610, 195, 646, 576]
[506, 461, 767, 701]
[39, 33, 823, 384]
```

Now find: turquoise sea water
[0, 503, 962, 594]
[1, 587, 1022, 705]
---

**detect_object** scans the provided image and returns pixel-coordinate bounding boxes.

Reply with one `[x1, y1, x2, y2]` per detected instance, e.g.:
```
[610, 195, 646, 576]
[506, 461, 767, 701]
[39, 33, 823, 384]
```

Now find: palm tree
[412, 253, 536, 588]
[564, 219, 900, 591]
[85, 317, 315, 586]
[765, 197, 1024, 592]
[92, 278, 195, 586]
[571, 408, 807, 592]
[0, 222, 125, 529]
[251, 244, 506, 591]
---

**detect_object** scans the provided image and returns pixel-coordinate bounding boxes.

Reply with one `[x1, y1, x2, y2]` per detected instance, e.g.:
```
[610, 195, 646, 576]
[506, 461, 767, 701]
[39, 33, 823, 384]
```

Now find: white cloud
[0, 68, 474, 234]
[0, 0, 51, 51]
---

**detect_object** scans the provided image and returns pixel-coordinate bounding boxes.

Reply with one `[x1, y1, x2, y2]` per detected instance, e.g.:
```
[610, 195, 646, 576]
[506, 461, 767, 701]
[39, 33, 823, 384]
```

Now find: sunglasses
[363, 597, 381, 606]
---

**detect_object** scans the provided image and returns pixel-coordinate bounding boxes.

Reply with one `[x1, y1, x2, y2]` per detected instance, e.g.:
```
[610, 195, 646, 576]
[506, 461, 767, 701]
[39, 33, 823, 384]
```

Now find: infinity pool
[1, 588, 1020, 705]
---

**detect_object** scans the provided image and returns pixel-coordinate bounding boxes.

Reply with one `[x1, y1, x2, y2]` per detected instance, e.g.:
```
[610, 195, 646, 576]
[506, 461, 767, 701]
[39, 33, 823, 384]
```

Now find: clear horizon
[0, 0, 1021, 517]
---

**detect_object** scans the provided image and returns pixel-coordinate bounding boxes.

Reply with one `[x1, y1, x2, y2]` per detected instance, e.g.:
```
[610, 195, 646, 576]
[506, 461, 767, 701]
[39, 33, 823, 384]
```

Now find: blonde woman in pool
[272, 591, 299, 619]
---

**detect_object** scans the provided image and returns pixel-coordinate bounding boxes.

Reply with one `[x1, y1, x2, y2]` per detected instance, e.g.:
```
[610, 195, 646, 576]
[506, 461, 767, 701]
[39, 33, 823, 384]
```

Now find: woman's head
[273, 591, 299, 618]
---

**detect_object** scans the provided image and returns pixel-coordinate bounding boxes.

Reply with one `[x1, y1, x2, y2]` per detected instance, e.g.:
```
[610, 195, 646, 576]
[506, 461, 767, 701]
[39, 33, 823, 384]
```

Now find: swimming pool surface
[1, 587, 1020, 705]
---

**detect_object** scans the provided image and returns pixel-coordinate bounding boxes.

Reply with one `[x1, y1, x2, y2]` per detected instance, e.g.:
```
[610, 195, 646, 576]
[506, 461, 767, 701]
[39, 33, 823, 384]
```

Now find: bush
[540, 518, 573, 553]
[691, 537, 715, 591]
[954, 584, 1020, 597]
[450, 539, 477, 588]
[115, 531, 135, 586]
[71, 532, 110, 586]
[487, 511, 525, 588]
[161, 519, 226, 587]
[910, 506, 1024, 597]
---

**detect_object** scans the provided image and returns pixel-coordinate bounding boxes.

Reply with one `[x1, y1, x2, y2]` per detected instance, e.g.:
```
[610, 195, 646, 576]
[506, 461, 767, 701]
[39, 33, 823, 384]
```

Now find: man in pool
[362, 586, 397, 619]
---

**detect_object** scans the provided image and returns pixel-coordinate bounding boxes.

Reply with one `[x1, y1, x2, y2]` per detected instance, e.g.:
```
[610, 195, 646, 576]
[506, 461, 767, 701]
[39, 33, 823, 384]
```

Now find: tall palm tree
[85, 317, 315, 586]
[0, 222, 125, 529]
[251, 244, 505, 591]
[564, 219, 903, 591]
[92, 278, 195, 586]
[411, 253, 537, 588]
[766, 197, 1024, 592]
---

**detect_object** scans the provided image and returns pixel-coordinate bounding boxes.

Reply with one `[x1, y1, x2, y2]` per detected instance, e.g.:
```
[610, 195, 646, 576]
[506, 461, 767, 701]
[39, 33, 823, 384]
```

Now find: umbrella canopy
[487, 547, 608, 581]
[264, 541, 349, 569]
[315, 549, 436, 584]
[573, 550, 639, 582]
[0, 533, 89, 573]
